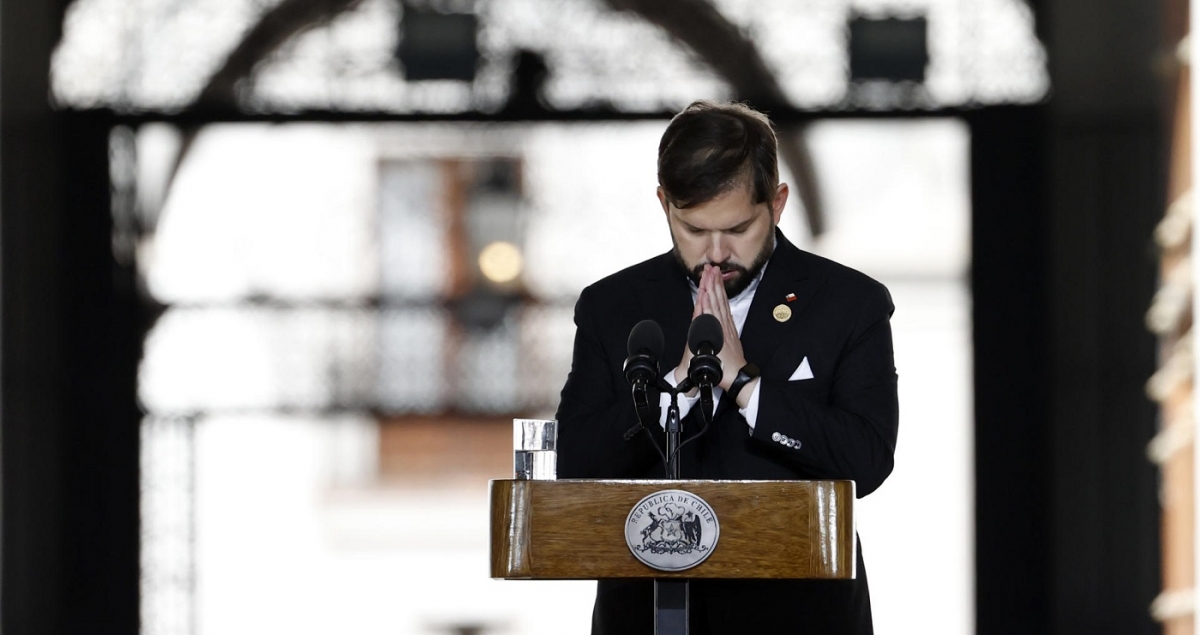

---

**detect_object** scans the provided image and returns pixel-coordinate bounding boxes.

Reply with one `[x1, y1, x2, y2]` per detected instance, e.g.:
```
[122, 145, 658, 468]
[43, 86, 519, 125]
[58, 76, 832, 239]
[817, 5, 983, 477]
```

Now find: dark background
[0, 0, 1167, 633]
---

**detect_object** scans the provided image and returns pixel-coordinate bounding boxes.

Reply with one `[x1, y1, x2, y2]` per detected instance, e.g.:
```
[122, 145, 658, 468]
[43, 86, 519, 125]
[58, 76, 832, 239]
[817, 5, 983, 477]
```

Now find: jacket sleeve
[555, 287, 666, 479]
[749, 284, 899, 497]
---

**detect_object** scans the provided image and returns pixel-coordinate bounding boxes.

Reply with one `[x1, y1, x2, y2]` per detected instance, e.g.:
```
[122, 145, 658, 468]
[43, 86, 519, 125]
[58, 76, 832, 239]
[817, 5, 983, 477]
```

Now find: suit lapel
[740, 232, 818, 368]
[715, 231, 821, 420]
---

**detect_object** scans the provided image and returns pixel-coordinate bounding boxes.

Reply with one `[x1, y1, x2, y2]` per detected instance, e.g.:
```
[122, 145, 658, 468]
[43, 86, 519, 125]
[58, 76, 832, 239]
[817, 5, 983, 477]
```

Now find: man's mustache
[691, 263, 748, 277]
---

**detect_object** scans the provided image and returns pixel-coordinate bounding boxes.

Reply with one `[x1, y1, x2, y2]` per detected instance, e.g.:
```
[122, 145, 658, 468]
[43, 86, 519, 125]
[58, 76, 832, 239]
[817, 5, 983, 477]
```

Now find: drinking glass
[513, 419, 557, 480]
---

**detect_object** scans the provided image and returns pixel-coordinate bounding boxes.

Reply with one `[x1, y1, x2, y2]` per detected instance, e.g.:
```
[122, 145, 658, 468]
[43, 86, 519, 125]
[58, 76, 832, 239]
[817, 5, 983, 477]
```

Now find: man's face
[659, 180, 789, 298]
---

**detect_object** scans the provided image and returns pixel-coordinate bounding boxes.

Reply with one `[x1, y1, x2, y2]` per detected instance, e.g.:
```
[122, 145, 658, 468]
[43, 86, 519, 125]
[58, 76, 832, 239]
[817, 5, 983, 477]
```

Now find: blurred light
[478, 240, 523, 283]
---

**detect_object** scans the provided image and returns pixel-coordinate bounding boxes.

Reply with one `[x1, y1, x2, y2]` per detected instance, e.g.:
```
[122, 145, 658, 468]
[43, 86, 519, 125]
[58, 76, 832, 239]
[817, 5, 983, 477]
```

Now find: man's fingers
[705, 267, 734, 326]
[700, 266, 720, 312]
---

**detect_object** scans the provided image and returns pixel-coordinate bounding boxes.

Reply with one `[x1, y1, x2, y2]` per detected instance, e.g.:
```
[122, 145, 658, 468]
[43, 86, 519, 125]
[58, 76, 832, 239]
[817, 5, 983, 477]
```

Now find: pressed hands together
[671, 264, 758, 409]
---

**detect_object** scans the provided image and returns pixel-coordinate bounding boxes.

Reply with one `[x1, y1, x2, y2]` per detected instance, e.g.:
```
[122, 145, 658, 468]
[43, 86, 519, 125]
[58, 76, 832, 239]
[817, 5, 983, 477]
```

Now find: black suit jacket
[556, 231, 898, 635]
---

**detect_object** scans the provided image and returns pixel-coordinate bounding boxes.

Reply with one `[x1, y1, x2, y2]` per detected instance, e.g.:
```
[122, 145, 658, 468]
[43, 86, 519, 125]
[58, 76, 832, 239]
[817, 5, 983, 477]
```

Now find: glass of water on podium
[514, 419, 557, 480]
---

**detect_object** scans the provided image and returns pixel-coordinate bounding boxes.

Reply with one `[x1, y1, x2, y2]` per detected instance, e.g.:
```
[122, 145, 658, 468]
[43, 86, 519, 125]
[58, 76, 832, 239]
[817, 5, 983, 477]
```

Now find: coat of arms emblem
[624, 489, 719, 571]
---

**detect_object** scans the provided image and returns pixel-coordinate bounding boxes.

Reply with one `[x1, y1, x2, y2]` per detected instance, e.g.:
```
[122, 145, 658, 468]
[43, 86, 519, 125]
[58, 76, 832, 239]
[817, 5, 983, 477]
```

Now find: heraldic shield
[624, 489, 720, 572]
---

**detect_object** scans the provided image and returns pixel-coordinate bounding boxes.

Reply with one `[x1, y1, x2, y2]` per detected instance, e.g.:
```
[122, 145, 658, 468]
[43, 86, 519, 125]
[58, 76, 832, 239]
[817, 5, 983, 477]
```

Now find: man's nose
[706, 234, 729, 263]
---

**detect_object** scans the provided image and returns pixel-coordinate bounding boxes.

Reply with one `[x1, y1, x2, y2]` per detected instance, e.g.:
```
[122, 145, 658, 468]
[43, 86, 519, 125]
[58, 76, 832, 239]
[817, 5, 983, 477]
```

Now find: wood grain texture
[490, 479, 532, 577]
[489, 479, 856, 580]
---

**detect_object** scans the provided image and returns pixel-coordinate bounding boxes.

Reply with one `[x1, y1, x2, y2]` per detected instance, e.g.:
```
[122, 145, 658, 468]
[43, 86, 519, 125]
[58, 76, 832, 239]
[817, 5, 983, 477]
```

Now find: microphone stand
[653, 374, 695, 635]
[657, 375, 693, 479]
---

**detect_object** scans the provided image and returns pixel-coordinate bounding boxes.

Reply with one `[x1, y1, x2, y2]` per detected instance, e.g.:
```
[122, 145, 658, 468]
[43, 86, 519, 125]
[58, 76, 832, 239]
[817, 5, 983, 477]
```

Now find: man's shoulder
[780, 244, 893, 308]
[799, 248, 885, 286]
[580, 252, 676, 298]
[782, 240, 888, 284]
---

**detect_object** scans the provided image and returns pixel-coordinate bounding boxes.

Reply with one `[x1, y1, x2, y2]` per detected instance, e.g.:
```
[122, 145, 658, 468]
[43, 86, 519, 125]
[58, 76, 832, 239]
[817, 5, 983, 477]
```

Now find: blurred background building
[0, 0, 1190, 634]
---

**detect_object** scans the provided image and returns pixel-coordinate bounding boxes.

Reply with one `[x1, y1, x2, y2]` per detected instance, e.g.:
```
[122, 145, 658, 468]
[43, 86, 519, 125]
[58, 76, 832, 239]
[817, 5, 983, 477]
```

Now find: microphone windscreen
[627, 319, 665, 358]
[688, 314, 724, 355]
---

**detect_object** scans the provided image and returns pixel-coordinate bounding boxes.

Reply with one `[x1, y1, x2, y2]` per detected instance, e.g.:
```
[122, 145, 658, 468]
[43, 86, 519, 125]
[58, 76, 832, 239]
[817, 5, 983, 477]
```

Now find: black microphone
[687, 314, 724, 388]
[624, 320, 664, 440]
[624, 319, 664, 388]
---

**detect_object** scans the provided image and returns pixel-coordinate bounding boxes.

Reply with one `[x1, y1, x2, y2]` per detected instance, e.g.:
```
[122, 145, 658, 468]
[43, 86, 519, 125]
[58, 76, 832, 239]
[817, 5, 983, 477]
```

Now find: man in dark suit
[556, 101, 898, 635]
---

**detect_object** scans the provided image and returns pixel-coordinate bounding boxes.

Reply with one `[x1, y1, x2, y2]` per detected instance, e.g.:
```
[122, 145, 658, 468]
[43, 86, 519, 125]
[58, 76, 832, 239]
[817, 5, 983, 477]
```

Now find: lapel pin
[785, 293, 797, 303]
[773, 304, 792, 323]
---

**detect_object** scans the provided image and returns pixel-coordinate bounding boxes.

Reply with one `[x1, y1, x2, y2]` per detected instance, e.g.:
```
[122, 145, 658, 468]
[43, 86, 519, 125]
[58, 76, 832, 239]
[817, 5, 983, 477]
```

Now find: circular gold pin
[772, 304, 792, 322]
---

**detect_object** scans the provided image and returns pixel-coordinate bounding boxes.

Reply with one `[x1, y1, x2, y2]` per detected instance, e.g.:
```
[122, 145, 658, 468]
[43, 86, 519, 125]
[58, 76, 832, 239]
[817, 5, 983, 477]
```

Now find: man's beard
[673, 230, 775, 298]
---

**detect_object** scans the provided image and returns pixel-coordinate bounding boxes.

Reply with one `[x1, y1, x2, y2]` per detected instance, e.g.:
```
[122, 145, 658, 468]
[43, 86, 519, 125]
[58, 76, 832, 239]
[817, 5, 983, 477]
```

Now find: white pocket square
[789, 357, 814, 381]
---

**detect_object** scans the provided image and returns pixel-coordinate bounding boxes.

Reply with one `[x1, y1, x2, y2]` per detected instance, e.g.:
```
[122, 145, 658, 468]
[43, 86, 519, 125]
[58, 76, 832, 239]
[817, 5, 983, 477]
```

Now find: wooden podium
[491, 479, 856, 632]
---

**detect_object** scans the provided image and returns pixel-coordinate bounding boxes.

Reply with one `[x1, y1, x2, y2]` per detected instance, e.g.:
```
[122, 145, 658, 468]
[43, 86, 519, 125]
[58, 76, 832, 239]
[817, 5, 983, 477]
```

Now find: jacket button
[771, 432, 781, 442]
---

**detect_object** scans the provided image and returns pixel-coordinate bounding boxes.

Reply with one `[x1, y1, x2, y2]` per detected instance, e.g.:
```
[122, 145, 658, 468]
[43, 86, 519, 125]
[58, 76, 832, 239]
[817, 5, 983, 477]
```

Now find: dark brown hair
[657, 101, 779, 209]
